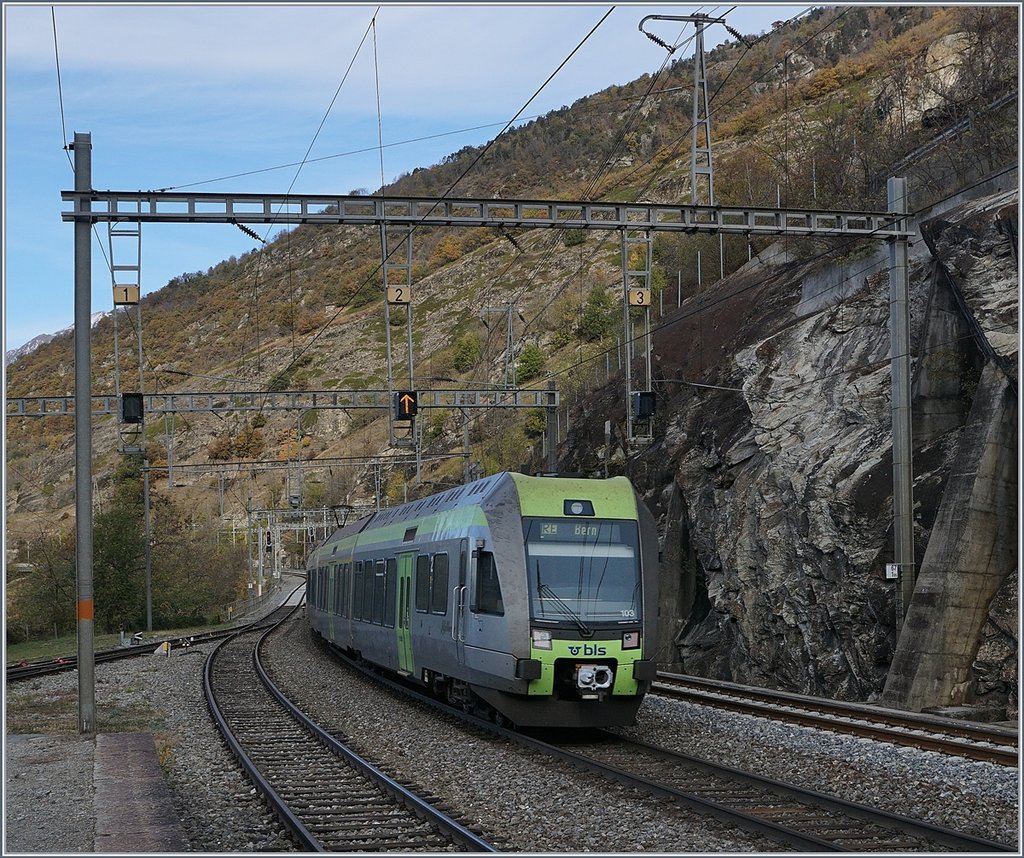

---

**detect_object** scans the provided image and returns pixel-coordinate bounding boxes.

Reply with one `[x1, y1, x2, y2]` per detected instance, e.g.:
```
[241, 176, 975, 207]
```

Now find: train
[306, 471, 659, 728]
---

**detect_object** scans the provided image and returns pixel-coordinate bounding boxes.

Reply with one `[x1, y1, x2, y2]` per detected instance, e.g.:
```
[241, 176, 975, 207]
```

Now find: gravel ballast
[5, 605, 1019, 852]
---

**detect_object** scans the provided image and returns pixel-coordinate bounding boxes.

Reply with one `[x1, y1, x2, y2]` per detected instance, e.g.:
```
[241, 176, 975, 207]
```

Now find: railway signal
[632, 391, 656, 419]
[394, 391, 418, 421]
[121, 392, 144, 424]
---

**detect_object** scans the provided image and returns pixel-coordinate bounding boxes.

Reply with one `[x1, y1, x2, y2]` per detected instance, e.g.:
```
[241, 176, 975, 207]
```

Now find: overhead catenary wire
[266, 6, 618, 396]
[51, 7, 72, 172]
[144, 5, 619, 490]
[457, 6, 862, 450]
[79, 9, 1009, 485]
[468, 10, 709, 372]
[49, 6, 115, 275]
[531, 166, 1018, 410]
[240, 8, 379, 381]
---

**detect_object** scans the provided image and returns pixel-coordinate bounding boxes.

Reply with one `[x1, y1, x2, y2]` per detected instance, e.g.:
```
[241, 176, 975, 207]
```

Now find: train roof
[313, 472, 639, 560]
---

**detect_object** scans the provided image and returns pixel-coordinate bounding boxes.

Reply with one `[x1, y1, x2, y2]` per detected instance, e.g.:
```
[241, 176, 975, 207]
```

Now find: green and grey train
[306, 472, 659, 728]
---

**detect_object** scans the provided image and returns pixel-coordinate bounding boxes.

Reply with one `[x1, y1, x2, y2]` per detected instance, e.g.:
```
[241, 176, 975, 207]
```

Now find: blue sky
[4, 2, 802, 350]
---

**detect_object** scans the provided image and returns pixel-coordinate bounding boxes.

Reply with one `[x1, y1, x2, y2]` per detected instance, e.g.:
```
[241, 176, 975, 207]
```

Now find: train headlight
[575, 664, 614, 691]
[622, 631, 640, 650]
[531, 628, 552, 650]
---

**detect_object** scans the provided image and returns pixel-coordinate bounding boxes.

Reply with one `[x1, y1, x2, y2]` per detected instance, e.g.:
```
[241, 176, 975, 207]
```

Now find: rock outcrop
[564, 179, 1018, 712]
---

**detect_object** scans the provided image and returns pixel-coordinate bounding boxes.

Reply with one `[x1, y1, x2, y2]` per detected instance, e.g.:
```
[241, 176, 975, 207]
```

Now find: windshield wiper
[537, 579, 592, 637]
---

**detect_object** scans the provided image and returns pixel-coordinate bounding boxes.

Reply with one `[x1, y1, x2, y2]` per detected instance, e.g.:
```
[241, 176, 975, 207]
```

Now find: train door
[452, 539, 469, 665]
[396, 552, 414, 675]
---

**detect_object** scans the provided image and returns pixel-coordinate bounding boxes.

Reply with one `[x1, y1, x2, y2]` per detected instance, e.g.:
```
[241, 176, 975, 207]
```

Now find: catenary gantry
[6, 388, 558, 417]
[61, 190, 914, 239]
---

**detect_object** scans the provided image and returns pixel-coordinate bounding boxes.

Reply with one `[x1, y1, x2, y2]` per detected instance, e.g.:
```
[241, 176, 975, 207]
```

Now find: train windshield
[523, 518, 641, 626]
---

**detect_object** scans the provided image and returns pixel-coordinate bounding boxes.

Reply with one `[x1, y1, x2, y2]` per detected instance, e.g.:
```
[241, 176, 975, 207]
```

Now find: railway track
[6, 580, 307, 684]
[534, 731, 1014, 853]
[204, 602, 496, 853]
[7, 629, 230, 682]
[653, 673, 1019, 767]
[322, 642, 1015, 853]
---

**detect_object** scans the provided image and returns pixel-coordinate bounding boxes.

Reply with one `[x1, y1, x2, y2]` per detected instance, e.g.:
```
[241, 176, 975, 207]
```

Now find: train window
[430, 554, 449, 615]
[384, 559, 397, 627]
[415, 555, 431, 612]
[343, 563, 351, 618]
[352, 562, 364, 620]
[372, 560, 386, 625]
[472, 551, 504, 615]
[362, 562, 375, 623]
[523, 518, 641, 624]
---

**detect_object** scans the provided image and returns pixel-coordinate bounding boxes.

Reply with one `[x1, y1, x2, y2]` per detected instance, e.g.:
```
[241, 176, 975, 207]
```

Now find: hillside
[5, 6, 1018, 706]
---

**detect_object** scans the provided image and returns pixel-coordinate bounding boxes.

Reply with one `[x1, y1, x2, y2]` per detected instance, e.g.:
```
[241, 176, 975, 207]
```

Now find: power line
[262, 5, 617, 406]
[50, 7, 72, 171]
[469, 12, 706, 372]
[49, 7, 115, 276]
[241, 9, 378, 383]
[510, 6, 808, 343]
[532, 170, 1017, 409]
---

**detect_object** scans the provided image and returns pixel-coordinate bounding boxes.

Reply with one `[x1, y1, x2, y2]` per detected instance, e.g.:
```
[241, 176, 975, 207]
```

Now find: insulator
[724, 24, 754, 49]
[232, 220, 265, 244]
[499, 227, 523, 253]
[642, 30, 676, 54]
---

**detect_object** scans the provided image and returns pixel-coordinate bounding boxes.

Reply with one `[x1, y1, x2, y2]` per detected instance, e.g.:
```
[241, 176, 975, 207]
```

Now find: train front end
[474, 473, 659, 728]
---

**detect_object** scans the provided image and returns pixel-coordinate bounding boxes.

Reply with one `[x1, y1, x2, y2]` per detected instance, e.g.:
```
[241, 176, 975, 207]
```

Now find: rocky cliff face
[563, 179, 1018, 711]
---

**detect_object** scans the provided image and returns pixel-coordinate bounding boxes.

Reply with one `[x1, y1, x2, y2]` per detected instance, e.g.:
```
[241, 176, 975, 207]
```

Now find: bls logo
[568, 644, 607, 656]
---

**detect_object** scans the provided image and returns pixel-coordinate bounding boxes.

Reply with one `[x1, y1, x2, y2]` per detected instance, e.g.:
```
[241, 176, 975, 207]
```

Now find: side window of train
[352, 561, 364, 621]
[415, 555, 431, 612]
[372, 560, 386, 625]
[430, 554, 449, 615]
[342, 563, 351, 618]
[363, 562, 375, 623]
[384, 559, 397, 627]
[472, 550, 504, 616]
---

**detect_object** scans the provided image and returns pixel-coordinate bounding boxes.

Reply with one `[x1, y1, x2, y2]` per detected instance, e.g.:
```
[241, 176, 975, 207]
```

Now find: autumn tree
[515, 342, 545, 384]
[92, 457, 147, 632]
[6, 531, 76, 642]
[451, 333, 483, 373]
[578, 286, 617, 342]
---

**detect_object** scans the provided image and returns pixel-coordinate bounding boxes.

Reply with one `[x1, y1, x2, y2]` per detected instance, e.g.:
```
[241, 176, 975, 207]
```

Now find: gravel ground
[260, 615, 778, 853]
[6, 601, 1020, 853]
[4, 734, 94, 852]
[619, 695, 1020, 848]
